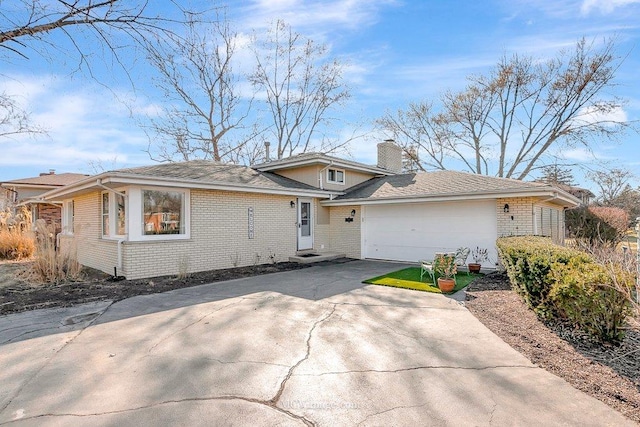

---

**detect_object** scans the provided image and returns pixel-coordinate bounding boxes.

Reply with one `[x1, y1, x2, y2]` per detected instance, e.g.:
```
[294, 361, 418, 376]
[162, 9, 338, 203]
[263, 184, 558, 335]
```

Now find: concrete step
[289, 252, 346, 264]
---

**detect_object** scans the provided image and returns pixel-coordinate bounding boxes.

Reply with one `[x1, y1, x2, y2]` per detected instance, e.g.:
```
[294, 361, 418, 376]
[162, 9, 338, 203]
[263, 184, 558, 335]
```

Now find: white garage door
[362, 200, 498, 265]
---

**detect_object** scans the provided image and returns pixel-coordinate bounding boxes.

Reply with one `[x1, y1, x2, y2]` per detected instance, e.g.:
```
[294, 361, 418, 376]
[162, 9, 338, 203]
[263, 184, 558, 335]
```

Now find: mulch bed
[0, 258, 354, 316]
[465, 272, 640, 423]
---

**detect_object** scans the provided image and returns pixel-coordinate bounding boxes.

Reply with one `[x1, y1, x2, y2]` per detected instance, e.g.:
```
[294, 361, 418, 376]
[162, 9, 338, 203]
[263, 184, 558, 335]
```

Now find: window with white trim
[327, 168, 345, 184]
[62, 201, 74, 234]
[142, 189, 185, 235]
[102, 191, 127, 238]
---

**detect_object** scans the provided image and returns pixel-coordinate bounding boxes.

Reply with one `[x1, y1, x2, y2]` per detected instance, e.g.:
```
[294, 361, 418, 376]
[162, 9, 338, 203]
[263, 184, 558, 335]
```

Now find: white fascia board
[41, 173, 109, 200]
[321, 189, 580, 207]
[17, 199, 63, 206]
[44, 173, 341, 200]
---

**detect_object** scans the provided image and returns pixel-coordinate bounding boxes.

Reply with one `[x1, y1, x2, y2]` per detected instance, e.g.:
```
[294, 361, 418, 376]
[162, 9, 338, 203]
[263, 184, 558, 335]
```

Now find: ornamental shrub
[550, 260, 632, 343]
[497, 236, 633, 343]
[496, 236, 588, 317]
[565, 206, 629, 246]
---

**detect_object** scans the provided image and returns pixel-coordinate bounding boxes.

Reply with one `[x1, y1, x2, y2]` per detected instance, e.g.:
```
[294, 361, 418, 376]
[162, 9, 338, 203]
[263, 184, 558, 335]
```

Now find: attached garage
[323, 170, 580, 267]
[362, 200, 498, 264]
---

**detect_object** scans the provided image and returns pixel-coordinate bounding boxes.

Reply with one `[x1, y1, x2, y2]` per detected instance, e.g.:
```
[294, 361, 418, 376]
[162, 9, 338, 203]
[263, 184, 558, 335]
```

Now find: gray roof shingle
[1, 173, 89, 187]
[338, 170, 555, 200]
[114, 161, 321, 192]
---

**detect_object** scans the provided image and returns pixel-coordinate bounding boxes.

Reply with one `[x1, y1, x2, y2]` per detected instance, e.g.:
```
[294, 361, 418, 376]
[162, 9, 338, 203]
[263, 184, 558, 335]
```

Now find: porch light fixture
[290, 200, 296, 208]
[503, 203, 510, 213]
[350, 209, 356, 217]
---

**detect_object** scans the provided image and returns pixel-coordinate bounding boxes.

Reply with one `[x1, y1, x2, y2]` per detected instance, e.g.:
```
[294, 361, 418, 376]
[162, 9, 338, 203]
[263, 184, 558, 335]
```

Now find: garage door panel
[363, 201, 498, 264]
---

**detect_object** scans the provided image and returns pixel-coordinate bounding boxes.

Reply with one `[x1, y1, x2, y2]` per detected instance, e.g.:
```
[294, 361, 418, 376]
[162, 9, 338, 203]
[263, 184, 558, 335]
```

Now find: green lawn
[363, 267, 480, 294]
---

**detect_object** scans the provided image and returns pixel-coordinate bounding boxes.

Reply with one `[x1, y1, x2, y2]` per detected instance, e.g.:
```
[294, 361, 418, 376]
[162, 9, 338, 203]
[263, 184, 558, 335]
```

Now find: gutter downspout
[96, 179, 127, 198]
[318, 162, 333, 190]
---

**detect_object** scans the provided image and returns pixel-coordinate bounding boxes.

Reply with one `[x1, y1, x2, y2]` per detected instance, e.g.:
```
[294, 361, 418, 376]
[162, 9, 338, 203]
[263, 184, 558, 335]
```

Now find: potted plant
[468, 247, 489, 273]
[433, 253, 457, 292]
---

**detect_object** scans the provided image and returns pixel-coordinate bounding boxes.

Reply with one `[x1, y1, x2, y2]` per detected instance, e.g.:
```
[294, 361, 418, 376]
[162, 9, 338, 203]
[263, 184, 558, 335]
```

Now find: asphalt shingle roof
[114, 161, 321, 192]
[1, 173, 89, 187]
[338, 170, 554, 200]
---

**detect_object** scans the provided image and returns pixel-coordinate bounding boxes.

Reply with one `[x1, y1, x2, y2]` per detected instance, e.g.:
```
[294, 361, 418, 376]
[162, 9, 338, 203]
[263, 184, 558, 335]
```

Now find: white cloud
[577, 104, 628, 125]
[581, 0, 640, 14]
[238, 0, 398, 34]
[0, 74, 151, 173]
[558, 147, 598, 162]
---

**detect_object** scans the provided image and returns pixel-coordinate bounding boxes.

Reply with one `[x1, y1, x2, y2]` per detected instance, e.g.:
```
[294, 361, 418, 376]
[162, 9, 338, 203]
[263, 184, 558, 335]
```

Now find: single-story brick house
[43, 142, 580, 279]
[1, 170, 89, 233]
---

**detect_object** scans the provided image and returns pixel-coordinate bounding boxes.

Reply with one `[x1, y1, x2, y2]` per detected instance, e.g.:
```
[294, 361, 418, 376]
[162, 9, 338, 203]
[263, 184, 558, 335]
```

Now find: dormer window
[327, 168, 345, 184]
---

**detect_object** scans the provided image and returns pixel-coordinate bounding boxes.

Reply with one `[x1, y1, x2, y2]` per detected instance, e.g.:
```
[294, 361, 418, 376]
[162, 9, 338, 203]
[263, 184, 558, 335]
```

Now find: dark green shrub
[497, 236, 588, 317]
[497, 236, 633, 343]
[550, 260, 632, 343]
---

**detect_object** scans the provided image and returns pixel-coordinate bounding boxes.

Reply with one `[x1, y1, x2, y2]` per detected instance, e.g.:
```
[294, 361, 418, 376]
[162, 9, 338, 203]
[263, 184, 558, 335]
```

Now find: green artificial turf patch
[363, 267, 479, 294]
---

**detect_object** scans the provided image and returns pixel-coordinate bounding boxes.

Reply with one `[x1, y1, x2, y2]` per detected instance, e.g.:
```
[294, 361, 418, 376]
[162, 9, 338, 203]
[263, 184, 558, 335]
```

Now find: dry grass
[26, 219, 83, 284]
[0, 207, 35, 260]
[0, 228, 35, 260]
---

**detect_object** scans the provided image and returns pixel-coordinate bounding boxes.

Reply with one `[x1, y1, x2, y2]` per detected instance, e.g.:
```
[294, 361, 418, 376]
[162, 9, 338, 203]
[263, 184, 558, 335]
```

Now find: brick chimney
[264, 141, 271, 162]
[377, 140, 402, 173]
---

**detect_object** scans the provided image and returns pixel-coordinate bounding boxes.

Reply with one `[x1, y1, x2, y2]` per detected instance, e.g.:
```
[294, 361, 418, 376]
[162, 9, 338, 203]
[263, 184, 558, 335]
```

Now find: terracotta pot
[468, 263, 481, 274]
[437, 277, 455, 293]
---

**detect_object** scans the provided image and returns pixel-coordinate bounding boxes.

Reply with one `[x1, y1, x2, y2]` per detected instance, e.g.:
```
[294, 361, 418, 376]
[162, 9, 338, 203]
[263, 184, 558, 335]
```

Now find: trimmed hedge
[497, 236, 632, 343]
[550, 260, 632, 343]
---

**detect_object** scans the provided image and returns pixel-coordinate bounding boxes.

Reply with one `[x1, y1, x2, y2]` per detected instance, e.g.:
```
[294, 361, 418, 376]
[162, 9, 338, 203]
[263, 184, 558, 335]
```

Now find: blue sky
[1, 0, 639, 191]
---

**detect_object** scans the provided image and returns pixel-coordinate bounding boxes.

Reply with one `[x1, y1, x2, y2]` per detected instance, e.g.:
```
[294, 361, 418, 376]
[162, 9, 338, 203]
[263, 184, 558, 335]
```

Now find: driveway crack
[299, 364, 537, 377]
[0, 325, 68, 346]
[356, 402, 430, 426]
[0, 301, 115, 416]
[0, 395, 313, 426]
[269, 305, 337, 406]
[146, 300, 240, 354]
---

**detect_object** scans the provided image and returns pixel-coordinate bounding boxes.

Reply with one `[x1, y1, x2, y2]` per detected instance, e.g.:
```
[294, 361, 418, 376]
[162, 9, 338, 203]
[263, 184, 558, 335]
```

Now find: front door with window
[297, 198, 313, 250]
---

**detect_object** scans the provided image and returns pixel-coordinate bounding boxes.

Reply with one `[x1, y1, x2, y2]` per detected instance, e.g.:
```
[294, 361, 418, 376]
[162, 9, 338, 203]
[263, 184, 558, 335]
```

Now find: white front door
[297, 198, 313, 250]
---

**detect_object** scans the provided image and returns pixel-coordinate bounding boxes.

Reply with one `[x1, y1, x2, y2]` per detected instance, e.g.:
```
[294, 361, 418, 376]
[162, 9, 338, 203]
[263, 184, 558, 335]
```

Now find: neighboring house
[43, 142, 580, 279]
[551, 183, 595, 206]
[0, 171, 89, 233]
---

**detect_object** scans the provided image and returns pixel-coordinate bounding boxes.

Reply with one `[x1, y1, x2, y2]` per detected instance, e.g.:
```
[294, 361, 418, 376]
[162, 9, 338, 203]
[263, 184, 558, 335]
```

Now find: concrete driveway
[0, 260, 633, 426]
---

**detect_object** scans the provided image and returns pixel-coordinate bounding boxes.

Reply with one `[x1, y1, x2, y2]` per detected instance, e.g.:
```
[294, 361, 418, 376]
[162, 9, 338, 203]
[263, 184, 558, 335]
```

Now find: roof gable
[253, 152, 394, 176]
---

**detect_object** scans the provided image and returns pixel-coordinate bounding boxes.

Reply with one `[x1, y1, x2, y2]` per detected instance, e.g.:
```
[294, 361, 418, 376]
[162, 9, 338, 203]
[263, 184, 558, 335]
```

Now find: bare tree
[1, 1, 187, 142]
[0, 1, 178, 66]
[377, 101, 454, 172]
[143, 11, 254, 162]
[379, 38, 632, 179]
[0, 92, 44, 139]
[588, 168, 635, 205]
[250, 20, 350, 159]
